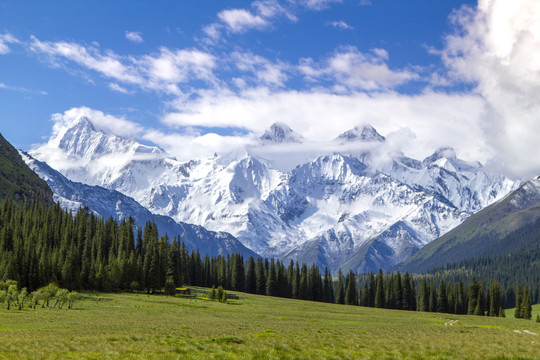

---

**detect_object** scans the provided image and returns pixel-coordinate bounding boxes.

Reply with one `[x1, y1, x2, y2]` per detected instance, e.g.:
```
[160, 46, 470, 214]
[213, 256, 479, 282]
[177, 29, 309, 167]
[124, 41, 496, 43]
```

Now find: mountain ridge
[30, 117, 519, 273]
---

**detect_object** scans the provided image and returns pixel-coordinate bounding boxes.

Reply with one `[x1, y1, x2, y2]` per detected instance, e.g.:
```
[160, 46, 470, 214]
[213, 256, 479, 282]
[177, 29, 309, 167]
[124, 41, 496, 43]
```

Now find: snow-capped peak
[260, 122, 304, 144]
[422, 147, 457, 165]
[335, 124, 385, 143]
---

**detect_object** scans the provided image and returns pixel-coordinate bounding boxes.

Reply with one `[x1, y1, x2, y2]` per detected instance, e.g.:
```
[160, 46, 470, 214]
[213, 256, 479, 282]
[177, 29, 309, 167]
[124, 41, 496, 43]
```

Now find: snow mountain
[31, 118, 518, 273]
[260, 122, 304, 144]
[335, 124, 385, 143]
[21, 151, 256, 258]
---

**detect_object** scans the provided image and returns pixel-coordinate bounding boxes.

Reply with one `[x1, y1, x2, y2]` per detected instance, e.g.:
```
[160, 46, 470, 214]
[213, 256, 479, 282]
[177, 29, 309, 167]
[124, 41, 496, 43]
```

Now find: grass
[0, 288, 539, 359]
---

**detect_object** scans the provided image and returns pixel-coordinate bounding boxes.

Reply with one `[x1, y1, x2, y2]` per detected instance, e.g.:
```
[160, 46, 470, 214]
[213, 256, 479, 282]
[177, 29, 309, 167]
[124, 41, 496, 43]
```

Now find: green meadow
[0, 288, 538, 360]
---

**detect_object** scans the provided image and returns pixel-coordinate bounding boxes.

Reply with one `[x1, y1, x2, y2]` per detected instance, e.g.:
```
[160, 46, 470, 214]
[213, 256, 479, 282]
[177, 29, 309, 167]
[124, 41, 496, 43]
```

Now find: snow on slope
[31, 117, 519, 273]
[21, 151, 256, 258]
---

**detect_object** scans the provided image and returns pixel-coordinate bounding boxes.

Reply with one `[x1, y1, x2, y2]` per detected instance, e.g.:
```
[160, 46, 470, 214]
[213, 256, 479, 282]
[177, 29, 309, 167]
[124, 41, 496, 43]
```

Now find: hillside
[0, 133, 53, 205]
[400, 177, 540, 273]
[0, 289, 539, 359]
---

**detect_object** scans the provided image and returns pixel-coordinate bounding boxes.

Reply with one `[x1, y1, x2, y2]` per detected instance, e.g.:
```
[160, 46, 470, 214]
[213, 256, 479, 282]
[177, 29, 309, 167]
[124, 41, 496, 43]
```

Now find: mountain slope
[31, 117, 518, 273]
[21, 152, 256, 258]
[0, 133, 53, 205]
[401, 176, 540, 273]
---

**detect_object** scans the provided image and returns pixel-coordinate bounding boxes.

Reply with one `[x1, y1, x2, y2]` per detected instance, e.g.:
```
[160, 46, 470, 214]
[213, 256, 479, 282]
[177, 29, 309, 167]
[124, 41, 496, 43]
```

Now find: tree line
[0, 199, 535, 319]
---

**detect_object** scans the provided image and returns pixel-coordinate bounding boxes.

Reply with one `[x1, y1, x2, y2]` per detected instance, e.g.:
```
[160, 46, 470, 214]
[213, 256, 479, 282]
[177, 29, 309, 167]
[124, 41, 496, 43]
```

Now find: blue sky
[1, 0, 540, 178]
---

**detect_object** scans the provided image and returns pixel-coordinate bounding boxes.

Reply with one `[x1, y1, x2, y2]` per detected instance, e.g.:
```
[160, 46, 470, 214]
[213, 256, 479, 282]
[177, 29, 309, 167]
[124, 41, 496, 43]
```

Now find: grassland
[0, 288, 539, 359]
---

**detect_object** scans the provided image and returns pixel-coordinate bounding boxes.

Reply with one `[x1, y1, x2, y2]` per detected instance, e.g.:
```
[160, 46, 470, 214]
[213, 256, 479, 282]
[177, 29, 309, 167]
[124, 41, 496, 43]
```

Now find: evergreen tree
[255, 258, 266, 295]
[521, 285, 532, 320]
[474, 283, 485, 316]
[468, 277, 479, 315]
[428, 280, 437, 313]
[402, 272, 413, 311]
[266, 259, 278, 297]
[246, 256, 257, 294]
[231, 254, 245, 292]
[515, 284, 523, 318]
[436, 280, 448, 313]
[418, 277, 429, 312]
[323, 268, 334, 303]
[345, 271, 357, 306]
[375, 269, 384, 308]
[336, 269, 345, 305]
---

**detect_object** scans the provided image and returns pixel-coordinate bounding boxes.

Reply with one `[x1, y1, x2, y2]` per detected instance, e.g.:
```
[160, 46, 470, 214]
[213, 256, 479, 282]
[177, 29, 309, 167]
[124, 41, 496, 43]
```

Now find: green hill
[0, 133, 53, 205]
[401, 178, 540, 273]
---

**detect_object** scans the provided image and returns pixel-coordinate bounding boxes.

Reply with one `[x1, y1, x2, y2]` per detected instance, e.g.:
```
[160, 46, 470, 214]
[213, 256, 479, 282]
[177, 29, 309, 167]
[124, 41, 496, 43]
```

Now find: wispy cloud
[232, 52, 289, 87]
[0, 82, 47, 95]
[326, 21, 354, 30]
[29, 36, 143, 85]
[108, 83, 130, 94]
[202, 0, 297, 43]
[125, 31, 143, 43]
[28, 36, 217, 95]
[218, 9, 269, 33]
[0, 33, 19, 54]
[299, 46, 418, 91]
[300, 0, 342, 11]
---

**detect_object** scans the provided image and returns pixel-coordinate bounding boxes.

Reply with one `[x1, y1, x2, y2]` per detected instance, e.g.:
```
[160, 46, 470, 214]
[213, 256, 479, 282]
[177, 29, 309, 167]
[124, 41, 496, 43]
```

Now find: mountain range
[27, 117, 519, 273]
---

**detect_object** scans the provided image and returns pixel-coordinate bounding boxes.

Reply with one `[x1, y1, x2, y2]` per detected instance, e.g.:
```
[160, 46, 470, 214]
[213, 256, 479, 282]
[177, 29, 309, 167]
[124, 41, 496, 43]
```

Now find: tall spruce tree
[246, 256, 257, 294]
[336, 269, 345, 305]
[375, 269, 384, 308]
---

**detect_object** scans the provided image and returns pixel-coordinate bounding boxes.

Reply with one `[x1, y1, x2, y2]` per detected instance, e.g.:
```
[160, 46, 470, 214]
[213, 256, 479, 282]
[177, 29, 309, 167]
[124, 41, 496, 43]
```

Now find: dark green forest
[0, 199, 535, 319]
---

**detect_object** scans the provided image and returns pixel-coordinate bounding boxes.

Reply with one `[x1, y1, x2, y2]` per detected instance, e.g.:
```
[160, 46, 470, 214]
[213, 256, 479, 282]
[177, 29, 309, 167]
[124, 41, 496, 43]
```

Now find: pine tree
[436, 280, 448, 313]
[368, 272, 376, 307]
[521, 285, 532, 320]
[231, 255, 245, 292]
[474, 283, 485, 316]
[375, 269, 384, 308]
[336, 269, 345, 305]
[323, 268, 334, 303]
[468, 277, 479, 315]
[255, 258, 266, 295]
[345, 271, 357, 306]
[246, 256, 257, 294]
[515, 284, 523, 319]
[402, 272, 412, 311]
[428, 280, 437, 313]
[418, 277, 429, 312]
[266, 259, 278, 297]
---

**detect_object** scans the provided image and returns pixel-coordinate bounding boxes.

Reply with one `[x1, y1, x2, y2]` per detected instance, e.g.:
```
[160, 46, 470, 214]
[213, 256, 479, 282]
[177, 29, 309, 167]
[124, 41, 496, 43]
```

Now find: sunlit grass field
[0, 287, 539, 359]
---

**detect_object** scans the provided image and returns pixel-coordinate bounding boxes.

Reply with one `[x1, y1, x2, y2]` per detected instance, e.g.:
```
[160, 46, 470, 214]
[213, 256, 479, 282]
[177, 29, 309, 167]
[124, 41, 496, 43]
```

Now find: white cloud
[29, 36, 143, 85]
[125, 31, 144, 43]
[161, 88, 489, 166]
[137, 47, 217, 94]
[108, 83, 130, 94]
[326, 21, 354, 30]
[0, 82, 47, 95]
[299, 46, 418, 91]
[232, 52, 288, 87]
[28, 36, 217, 95]
[441, 0, 540, 178]
[0, 33, 19, 54]
[252, 0, 298, 22]
[301, 0, 342, 11]
[143, 130, 254, 161]
[218, 9, 269, 33]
